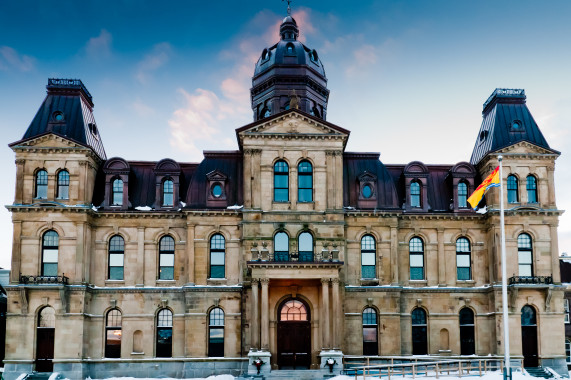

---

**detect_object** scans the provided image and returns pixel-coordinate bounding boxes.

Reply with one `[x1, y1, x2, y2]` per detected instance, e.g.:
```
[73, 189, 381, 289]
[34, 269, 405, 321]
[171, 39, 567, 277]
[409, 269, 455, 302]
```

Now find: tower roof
[18, 79, 106, 160]
[470, 88, 555, 165]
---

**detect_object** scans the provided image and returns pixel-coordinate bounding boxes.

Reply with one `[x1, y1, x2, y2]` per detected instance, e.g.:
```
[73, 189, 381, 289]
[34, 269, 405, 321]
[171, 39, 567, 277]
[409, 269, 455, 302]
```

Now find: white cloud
[85, 29, 112, 59]
[0, 46, 35, 72]
[136, 42, 172, 84]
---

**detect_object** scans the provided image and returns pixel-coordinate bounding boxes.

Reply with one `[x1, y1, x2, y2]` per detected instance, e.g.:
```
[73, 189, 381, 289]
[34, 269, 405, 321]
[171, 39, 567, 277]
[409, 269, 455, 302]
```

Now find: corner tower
[251, 13, 329, 121]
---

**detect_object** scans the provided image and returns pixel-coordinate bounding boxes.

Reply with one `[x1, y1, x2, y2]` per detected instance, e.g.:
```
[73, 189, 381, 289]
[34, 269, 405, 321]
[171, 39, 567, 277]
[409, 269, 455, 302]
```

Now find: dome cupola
[251, 10, 329, 121]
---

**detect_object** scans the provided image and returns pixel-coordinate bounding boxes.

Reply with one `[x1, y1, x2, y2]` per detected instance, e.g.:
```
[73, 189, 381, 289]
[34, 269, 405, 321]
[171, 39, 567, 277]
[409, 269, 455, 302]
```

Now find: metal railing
[344, 356, 523, 380]
[248, 250, 342, 263]
[20, 274, 69, 285]
[508, 275, 552, 285]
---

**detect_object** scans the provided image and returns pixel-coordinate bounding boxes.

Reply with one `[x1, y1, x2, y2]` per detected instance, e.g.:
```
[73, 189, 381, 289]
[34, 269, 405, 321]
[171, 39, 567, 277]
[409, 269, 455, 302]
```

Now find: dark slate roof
[470, 89, 556, 165]
[343, 153, 399, 209]
[185, 151, 243, 208]
[19, 79, 106, 160]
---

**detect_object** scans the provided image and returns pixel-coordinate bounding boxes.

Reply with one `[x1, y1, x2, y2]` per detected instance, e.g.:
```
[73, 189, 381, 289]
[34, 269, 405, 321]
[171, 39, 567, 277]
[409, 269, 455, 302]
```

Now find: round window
[512, 120, 522, 129]
[362, 184, 373, 199]
[53, 111, 64, 122]
[212, 184, 223, 198]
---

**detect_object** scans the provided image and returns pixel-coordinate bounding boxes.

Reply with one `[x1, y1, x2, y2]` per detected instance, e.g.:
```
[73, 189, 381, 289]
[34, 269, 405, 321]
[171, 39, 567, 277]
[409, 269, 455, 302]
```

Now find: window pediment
[404, 161, 428, 177]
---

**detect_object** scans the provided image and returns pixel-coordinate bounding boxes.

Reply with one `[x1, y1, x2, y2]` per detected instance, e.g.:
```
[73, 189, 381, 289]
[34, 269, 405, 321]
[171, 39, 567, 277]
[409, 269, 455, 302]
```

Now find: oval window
[362, 184, 373, 199]
[512, 120, 522, 129]
[212, 184, 223, 198]
[53, 111, 64, 122]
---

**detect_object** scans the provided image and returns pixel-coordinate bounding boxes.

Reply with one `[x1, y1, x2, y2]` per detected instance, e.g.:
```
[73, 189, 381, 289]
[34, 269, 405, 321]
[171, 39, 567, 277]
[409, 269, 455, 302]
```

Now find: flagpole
[499, 155, 511, 380]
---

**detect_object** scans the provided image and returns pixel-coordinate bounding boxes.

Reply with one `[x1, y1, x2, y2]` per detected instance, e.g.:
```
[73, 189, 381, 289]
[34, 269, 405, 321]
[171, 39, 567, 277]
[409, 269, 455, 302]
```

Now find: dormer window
[410, 181, 421, 208]
[112, 179, 123, 206]
[511, 120, 522, 130]
[457, 181, 468, 208]
[404, 161, 429, 212]
[357, 171, 377, 209]
[52, 111, 64, 122]
[103, 157, 130, 210]
[262, 48, 270, 60]
[286, 43, 295, 55]
[153, 159, 181, 210]
[310, 49, 319, 63]
[206, 170, 228, 208]
[163, 179, 174, 206]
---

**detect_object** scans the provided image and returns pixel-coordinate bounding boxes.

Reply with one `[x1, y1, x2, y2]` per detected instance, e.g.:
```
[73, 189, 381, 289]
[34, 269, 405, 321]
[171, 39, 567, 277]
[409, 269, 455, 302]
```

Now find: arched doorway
[277, 299, 311, 369]
[36, 307, 55, 372]
[459, 308, 475, 355]
[411, 308, 428, 355]
[521, 305, 538, 367]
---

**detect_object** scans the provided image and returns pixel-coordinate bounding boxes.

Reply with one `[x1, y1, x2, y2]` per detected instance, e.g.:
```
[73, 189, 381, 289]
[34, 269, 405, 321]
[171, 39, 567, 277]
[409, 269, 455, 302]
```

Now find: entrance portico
[248, 262, 343, 369]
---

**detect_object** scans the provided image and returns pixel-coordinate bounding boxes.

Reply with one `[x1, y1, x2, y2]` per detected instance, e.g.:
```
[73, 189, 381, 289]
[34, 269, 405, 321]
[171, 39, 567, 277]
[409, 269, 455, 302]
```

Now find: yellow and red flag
[467, 166, 500, 210]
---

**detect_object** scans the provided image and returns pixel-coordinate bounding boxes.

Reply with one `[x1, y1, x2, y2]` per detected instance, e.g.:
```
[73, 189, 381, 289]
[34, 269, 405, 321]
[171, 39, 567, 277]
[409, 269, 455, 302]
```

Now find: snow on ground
[88, 376, 235, 380]
[330, 371, 550, 380]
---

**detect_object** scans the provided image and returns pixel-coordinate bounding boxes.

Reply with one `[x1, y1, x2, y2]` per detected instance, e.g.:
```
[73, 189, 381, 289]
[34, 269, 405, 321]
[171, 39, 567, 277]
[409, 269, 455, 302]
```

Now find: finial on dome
[282, 0, 292, 16]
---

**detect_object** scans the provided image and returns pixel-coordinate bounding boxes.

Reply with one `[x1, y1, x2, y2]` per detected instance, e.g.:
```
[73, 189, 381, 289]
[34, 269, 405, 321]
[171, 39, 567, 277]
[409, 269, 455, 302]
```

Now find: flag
[467, 166, 500, 209]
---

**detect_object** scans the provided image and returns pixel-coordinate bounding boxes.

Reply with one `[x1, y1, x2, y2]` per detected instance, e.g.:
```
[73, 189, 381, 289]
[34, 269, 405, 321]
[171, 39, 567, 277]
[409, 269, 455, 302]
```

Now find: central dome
[250, 14, 329, 121]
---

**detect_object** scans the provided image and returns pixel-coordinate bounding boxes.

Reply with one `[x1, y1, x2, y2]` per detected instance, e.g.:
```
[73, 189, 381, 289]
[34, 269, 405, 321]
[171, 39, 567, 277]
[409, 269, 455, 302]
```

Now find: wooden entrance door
[36, 328, 54, 372]
[521, 305, 538, 367]
[277, 299, 311, 369]
[36, 306, 56, 372]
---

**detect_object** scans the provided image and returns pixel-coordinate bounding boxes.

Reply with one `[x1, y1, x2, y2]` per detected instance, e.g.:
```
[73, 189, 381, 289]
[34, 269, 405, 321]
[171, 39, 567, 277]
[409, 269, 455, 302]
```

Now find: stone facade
[3, 15, 568, 380]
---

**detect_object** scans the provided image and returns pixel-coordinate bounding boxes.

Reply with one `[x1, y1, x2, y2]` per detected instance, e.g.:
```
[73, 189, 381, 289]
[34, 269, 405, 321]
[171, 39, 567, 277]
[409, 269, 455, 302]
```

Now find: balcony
[508, 275, 552, 285]
[20, 274, 69, 285]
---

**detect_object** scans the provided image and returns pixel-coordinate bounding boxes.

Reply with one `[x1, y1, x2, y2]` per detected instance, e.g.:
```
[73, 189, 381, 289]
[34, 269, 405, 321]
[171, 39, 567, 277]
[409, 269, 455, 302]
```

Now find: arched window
[410, 181, 421, 208]
[263, 108, 271, 118]
[274, 231, 289, 262]
[458, 181, 468, 208]
[362, 307, 378, 355]
[159, 236, 175, 280]
[108, 235, 124, 280]
[56, 170, 69, 199]
[35, 169, 48, 199]
[409, 237, 424, 280]
[526, 175, 537, 203]
[274, 161, 289, 202]
[298, 232, 313, 262]
[112, 178, 123, 206]
[156, 309, 172, 357]
[459, 308, 475, 355]
[280, 300, 308, 321]
[42, 231, 59, 276]
[286, 43, 295, 55]
[518, 233, 533, 277]
[208, 308, 224, 357]
[507, 175, 518, 203]
[411, 308, 427, 355]
[163, 179, 174, 206]
[105, 309, 122, 358]
[361, 235, 376, 279]
[210, 234, 225, 278]
[298, 161, 313, 202]
[456, 237, 471, 281]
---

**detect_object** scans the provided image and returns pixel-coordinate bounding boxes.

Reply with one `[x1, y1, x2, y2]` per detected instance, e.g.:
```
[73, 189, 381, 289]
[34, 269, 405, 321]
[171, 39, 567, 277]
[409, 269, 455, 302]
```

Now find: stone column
[10, 221, 21, 283]
[390, 225, 399, 285]
[321, 278, 330, 349]
[137, 227, 145, 286]
[437, 228, 446, 286]
[331, 278, 340, 349]
[551, 225, 561, 283]
[186, 223, 195, 285]
[261, 278, 270, 350]
[251, 278, 260, 349]
[14, 159, 25, 204]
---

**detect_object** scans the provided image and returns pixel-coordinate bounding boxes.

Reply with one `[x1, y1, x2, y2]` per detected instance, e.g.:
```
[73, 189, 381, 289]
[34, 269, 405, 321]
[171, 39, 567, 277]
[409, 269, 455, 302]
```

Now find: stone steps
[238, 369, 338, 380]
[525, 367, 553, 378]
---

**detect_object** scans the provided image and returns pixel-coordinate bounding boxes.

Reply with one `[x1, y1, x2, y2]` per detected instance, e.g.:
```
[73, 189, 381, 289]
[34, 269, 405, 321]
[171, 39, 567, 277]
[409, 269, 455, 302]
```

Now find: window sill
[105, 280, 125, 285]
[156, 280, 176, 286]
[360, 278, 379, 286]
[131, 352, 144, 356]
[207, 278, 228, 286]
[408, 280, 427, 285]
[456, 280, 475, 286]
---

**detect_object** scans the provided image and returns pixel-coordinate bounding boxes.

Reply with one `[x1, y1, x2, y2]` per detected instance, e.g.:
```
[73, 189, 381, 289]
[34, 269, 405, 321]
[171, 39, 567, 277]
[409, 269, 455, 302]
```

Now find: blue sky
[1, 1, 571, 269]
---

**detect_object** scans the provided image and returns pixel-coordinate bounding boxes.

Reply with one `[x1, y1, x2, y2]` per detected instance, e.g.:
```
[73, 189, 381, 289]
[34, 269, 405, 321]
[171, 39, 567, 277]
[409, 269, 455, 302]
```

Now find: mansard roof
[92, 152, 242, 210]
[19, 79, 107, 160]
[470, 89, 557, 165]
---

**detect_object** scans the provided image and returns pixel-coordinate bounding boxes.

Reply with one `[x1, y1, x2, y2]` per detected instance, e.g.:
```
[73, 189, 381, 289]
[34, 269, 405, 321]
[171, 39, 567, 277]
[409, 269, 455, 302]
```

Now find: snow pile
[89, 376, 234, 380]
[330, 370, 546, 380]
[227, 205, 243, 210]
[135, 206, 153, 211]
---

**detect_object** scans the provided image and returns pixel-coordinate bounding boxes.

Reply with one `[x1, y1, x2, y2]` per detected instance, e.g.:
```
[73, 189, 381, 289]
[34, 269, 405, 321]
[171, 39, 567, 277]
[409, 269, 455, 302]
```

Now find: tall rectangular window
[410, 181, 421, 208]
[57, 170, 70, 199]
[526, 175, 537, 203]
[361, 235, 376, 279]
[159, 236, 175, 280]
[507, 175, 519, 203]
[274, 161, 289, 202]
[108, 235, 125, 280]
[35, 170, 48, 199]
[517, 233, 533, 277]
[456, 237, 471, 280]
[565, 299, 570, 324]
[112, 179, 123, 206]
[409, 237, 424, 280]
[458, 182, 468, 208]
[297, 161, 313, 202]
[210, 234, 225, 278]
